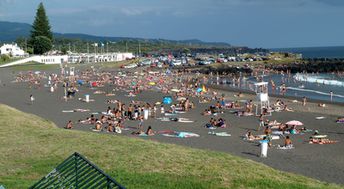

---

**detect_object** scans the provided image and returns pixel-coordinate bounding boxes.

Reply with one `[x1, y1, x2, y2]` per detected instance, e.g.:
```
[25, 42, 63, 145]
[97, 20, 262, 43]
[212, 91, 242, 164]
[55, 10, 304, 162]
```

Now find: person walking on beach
[302, 96, 307, 106]
[138, 116, 144, 130]
[330, 91, 333, 102]
[258, 114, 265, 131]
[30, 94, 35, 105]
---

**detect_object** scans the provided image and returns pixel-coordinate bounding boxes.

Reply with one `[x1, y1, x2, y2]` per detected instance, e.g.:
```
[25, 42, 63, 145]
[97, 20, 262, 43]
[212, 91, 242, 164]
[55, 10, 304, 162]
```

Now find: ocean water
[210, 73, 344, 103]
[272, 46, 344, 58]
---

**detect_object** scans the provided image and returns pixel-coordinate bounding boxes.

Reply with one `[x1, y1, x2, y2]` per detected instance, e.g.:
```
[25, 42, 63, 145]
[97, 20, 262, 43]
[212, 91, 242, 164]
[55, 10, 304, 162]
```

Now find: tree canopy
[32, 36, 53, 55]
[30, 2, 53, 54]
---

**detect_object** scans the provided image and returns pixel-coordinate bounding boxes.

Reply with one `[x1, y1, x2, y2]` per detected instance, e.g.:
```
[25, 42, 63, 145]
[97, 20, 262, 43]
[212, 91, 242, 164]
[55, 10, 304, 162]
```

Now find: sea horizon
[271, 46, 344, 58]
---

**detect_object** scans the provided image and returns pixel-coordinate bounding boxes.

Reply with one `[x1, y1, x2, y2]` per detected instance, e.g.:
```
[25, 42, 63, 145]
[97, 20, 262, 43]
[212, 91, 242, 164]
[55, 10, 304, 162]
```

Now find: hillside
[0, 21, 31, 42]
[0, 21, 230, 47]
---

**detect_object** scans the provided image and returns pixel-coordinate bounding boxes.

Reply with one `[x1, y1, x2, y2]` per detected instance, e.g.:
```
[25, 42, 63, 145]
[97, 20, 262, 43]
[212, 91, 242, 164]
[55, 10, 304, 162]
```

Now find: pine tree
[30, 2, 53, 54]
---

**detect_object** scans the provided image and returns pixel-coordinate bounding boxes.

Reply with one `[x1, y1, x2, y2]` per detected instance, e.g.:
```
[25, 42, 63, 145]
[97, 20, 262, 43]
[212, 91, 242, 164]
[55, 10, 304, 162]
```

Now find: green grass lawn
[0, 104, 342, 189]
[97, 59, 140, 69]
[9, 61, 60, 71]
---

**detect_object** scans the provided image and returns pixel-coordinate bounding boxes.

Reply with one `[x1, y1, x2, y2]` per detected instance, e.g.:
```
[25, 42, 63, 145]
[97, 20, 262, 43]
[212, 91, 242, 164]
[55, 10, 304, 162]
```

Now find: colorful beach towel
[162, 132, 200, 138]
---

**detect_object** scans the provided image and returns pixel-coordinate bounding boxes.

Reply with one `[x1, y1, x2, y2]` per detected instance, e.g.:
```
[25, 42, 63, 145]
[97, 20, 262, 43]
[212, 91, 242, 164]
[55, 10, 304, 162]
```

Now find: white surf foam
[286, 87, 344, 98]
[294, 73, 344, 87]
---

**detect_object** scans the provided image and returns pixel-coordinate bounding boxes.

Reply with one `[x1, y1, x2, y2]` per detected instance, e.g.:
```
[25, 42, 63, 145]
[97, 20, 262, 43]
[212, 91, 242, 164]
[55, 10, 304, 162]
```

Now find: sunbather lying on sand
[267, 120, 281, 126]
[283, 105, 294, 112]
[318, 103, 326, 107]
[235, 111, 253, 117]
[336, 117, 344, 123]
[244, 131, 261, 141]
[132, 129, 145, 135]
[202, 109, 212, 116]
[105, 93, 115, 96]
[309, 137, 338, 144]
[78, 117, 92, 124]
[107, 99, 118, 104]
[234, 92, 244, 98]
[94, 90, 105, 94]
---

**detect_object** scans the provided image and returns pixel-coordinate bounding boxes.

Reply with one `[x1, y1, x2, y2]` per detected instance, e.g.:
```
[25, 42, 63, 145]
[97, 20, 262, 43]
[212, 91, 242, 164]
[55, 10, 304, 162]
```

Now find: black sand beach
[0, 66, 343, 185]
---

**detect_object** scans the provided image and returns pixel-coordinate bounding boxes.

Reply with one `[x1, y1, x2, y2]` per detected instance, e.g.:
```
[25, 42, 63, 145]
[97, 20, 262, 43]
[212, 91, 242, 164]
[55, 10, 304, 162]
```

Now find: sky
[0, 0, 344, 48]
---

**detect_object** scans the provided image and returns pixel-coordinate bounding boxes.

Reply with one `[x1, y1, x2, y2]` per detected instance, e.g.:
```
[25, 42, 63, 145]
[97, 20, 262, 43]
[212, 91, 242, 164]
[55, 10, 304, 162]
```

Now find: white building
[0, 52, 135, 68]
[38, 55, 69, 64]
[0, 43, 26, 57]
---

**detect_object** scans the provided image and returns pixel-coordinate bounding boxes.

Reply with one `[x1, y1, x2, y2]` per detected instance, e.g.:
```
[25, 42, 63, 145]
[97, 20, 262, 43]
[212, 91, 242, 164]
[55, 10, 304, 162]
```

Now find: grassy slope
[0, 57, 24, 65]
[0, 104, 341, 189]
[8, 61, 60, 71]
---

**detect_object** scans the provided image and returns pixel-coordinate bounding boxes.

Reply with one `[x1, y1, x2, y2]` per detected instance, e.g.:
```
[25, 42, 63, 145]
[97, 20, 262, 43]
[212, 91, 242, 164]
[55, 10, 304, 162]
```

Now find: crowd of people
[14, 65, 341, 158]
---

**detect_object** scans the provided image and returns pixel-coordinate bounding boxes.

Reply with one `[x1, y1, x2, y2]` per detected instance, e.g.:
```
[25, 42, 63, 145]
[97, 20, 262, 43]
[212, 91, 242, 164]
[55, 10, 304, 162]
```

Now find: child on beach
[30, 94, 35, 104]
[138, 116, 144, 130]
[285, 136, 292, 147]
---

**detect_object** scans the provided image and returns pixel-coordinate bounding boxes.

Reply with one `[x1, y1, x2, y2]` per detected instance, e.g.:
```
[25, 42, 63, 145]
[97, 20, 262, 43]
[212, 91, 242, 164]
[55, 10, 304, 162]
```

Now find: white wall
[38, 55, 68, 64]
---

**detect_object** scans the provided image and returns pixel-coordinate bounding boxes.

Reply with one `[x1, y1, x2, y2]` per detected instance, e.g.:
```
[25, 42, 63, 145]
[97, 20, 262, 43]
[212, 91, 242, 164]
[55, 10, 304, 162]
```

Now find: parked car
[139, 59, 152, 66]
[171, 59, 182, 66]
[198, 60, 212, 65]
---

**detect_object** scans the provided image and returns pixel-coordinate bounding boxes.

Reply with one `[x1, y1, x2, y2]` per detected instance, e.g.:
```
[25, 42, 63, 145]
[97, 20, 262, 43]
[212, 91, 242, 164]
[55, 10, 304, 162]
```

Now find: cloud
[49, 8, 85, 15]
[0, 0, 14, 4]
[120, 7, 154, 16]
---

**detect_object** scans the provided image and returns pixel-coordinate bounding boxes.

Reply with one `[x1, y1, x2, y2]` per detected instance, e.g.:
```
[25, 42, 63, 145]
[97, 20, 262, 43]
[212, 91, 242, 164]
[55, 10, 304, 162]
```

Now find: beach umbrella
[196, 88, 203, 93]
[202, 85, 207, 92]
[91, 82, 97, 87]
[163, 96, 173, 105]
[148, 82, 156, 86]
[77, 80, 84, 85]
[285, 120, 303, 126]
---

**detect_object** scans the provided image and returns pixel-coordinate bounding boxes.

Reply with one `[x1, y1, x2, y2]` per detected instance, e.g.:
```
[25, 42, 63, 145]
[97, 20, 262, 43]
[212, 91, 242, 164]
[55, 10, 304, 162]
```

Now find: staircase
[30, 152, 125, 189]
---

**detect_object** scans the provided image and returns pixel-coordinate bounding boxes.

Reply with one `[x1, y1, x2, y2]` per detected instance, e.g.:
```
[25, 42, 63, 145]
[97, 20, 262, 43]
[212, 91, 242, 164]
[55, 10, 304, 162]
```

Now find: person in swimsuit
[146, 126, 155, 136]
[65, 120, 73, 129]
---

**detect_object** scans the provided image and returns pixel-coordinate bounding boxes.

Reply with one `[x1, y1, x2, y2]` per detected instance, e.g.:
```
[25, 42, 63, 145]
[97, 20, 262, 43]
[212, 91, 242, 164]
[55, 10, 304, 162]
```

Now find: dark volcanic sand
[0, 67, 343, 185]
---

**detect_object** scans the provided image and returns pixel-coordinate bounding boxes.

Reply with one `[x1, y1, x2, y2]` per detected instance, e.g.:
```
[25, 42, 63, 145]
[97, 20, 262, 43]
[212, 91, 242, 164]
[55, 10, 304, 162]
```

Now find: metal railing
[30, 152, 125, 189]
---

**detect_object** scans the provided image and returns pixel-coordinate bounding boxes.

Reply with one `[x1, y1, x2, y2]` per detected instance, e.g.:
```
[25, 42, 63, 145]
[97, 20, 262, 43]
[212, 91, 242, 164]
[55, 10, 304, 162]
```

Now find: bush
[0, 54, 10, 62]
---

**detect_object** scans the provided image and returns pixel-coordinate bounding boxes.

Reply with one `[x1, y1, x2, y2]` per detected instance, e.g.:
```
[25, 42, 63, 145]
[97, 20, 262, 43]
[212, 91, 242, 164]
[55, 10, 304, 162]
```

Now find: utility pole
[138, 42, 141, 57]
[126, 41, 128, 52]
[87, 43, 90, 63]
[25, 38, 27, 52]
[106, 42, 109, 54]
